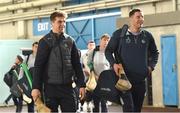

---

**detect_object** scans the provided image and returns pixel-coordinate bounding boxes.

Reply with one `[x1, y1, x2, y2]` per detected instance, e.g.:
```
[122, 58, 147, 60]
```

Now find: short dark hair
[101, 33, 110, 39]
[50, 11, 68, 22]
[32, 41, 38, 46]
[129, 9, 141, 17]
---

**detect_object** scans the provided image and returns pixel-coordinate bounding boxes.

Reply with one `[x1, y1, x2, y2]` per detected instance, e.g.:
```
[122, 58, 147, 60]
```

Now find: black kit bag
[96, 69, 121, 104]
[18, 75, 32, 97]
[10, 75, 32, 103]
[17, 63, 33, 101]
[10, 63, 33, 103]
[4, 70, 18, 87]
[10, 82, 22, 97]
[3, 71, 13, 87]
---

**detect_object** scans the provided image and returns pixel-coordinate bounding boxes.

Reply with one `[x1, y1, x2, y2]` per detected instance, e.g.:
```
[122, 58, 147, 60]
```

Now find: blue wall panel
[66, 19, 92, 49]
[66, 14, 120, 49]
[94, 16, 119, 44]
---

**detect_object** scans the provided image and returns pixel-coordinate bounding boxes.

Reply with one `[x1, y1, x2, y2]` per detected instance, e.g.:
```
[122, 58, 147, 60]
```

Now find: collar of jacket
[49, 30, 69, 39]
[126, 29, 144, 36]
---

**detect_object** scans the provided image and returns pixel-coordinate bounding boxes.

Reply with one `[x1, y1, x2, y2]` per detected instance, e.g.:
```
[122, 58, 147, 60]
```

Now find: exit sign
[33, 18, 51, 36]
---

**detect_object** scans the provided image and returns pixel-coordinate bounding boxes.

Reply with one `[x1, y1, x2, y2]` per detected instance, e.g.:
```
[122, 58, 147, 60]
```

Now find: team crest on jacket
[141, 39, 146, 44]
[126, 37, 131, 44]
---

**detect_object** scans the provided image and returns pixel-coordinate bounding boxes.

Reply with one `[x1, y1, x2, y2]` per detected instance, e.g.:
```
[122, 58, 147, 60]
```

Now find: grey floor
[0, 101, 122, 113]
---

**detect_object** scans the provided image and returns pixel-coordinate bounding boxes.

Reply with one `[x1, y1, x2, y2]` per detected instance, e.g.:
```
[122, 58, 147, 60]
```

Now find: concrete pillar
[172, 0, 177, 11]
[120, 7, 131, 17]
[17, 9, 26, 39]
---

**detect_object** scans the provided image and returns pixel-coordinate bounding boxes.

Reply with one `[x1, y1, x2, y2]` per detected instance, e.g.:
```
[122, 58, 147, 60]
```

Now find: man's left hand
[79, 87, 85, 100]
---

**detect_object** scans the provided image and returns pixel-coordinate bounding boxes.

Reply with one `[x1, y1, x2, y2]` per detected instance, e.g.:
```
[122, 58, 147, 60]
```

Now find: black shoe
[3, 101, 8, 106]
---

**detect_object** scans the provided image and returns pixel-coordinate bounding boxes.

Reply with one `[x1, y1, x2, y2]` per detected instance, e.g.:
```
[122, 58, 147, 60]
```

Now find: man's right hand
[31, 89, 41, 102]
[113, 63, 123, 76]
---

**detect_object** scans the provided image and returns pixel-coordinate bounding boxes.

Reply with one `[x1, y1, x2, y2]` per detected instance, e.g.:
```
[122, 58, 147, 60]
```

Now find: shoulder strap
[11, 65, 20, 79]
[115, 24, 128, 63]
[12, 70, 19, 79]
[92, 46, 100, 62]
[120, 24, 129, 38]
[92, 50, 95, 61]
[26, 54, 30, 64]
[20, 63, 32, 89]
[87, 46, 99, 71]
[118, 24, 128, 52]
[92, 49, 96, 62]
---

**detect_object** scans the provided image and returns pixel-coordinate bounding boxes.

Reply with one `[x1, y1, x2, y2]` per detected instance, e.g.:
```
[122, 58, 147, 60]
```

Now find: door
[161, 35, 179, 106]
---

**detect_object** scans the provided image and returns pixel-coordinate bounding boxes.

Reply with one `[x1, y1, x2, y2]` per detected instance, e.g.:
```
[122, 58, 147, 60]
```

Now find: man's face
[87, 42, 95, 50]
[130, 11, 144, 29]
[100, 37, 109, 49]
[32, 44, 38, 54]
[51, 16, 66, 33]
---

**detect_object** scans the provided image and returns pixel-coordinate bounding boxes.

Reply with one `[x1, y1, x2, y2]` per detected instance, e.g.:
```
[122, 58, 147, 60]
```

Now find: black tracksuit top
[32, 31, 85, 91]
[105, 29, 159, 83]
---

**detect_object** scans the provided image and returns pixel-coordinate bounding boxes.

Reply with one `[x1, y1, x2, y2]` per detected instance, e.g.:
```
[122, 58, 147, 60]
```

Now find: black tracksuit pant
[44, 84, 77, 113]
[121, 81, 146, 112]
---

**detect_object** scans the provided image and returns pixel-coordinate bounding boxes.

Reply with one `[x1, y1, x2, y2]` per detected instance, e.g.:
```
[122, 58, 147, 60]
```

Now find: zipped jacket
[105, 29, 159, 82]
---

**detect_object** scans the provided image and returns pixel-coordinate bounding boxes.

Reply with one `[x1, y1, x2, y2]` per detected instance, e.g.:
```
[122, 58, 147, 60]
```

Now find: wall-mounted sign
[33, 18, 51, 36]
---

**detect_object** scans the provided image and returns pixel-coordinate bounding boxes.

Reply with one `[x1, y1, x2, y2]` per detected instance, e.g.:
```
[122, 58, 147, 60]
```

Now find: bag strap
[115, 24, 128, 64]
[12, 70, 19, 79]
[20, 63, 32, 89]
[88, 46, 99, 71]
[26, 54, 30, 64]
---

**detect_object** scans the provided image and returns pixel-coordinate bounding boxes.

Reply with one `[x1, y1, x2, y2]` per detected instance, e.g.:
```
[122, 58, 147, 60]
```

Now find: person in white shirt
[24, 42, 38, 113]
[26, 42, 38, 77]
[87, 34, 110, 113]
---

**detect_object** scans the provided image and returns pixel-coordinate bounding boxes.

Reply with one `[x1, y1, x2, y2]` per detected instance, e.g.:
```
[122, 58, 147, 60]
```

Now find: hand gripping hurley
[115, 67, 132, 91]
[35, 97, 51, 113]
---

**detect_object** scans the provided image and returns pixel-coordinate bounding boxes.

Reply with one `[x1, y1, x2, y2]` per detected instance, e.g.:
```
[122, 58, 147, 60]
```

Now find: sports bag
[3, 71, 13, 87]
[10, 82, 22, 98]
[97, 69, 120, 104]
[86, 71, 97, 92]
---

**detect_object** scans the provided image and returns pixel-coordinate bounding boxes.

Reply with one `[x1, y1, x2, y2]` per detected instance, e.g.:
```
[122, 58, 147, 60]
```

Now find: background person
[87, 34, 110, 113]
[24, 41, 38, 113]
[81, 40, 95, 112]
